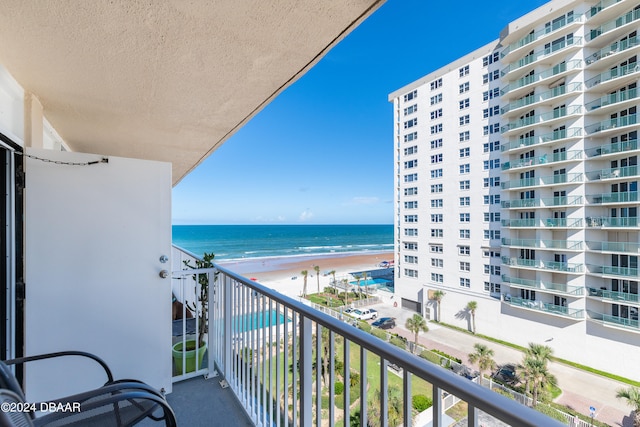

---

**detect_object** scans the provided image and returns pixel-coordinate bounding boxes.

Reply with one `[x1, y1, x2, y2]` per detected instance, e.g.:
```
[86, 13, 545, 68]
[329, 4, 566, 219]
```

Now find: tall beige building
[389, 0, 639, 378]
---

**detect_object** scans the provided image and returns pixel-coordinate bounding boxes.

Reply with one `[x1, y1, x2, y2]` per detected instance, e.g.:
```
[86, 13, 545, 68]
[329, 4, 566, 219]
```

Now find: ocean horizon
[172, 224, 393, 261]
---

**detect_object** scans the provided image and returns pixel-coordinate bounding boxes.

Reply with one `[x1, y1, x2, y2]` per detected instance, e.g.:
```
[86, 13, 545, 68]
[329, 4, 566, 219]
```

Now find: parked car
[352, 308, 377, 320]
[371, 317, 396, 329]
[493, 363, 518, 384]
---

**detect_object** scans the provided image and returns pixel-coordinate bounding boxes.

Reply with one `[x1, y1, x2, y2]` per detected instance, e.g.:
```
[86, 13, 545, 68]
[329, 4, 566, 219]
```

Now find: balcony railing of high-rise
[170, 246, 562, 427]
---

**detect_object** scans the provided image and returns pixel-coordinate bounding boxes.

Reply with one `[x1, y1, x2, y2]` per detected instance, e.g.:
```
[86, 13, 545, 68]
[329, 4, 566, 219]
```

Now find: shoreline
[217, 251, 394, 298]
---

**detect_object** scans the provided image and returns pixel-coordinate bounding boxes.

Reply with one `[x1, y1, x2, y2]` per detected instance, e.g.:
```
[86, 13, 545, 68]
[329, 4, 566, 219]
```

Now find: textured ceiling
[0, 0, 384, 184]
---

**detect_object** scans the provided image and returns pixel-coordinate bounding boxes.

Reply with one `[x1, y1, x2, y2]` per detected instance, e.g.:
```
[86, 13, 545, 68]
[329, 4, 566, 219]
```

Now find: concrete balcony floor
[165, 376, 253, 427]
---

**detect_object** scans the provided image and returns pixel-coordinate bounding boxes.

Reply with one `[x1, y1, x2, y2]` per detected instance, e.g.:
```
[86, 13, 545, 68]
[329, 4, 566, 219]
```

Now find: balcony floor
[164, 376, 254, 427]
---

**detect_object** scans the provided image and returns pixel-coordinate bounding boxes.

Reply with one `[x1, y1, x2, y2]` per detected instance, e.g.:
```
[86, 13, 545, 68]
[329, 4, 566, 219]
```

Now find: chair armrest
[4, 351, 114, 384]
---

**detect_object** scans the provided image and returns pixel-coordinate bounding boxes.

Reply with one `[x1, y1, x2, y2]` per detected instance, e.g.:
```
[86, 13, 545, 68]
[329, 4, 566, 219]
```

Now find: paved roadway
[370, 302, 633, 427]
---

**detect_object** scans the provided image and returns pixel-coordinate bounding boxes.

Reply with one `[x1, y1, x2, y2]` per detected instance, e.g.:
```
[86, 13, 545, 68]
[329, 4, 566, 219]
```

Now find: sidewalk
[385, 311, 633, 427]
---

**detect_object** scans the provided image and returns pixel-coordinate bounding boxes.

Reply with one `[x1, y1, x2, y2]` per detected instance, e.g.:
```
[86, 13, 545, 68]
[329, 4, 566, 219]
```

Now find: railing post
[432, 386, 442, 427]
[223, 273, 232, 381]
[299, 316, 313, 427]
[403, 369, 412, 427]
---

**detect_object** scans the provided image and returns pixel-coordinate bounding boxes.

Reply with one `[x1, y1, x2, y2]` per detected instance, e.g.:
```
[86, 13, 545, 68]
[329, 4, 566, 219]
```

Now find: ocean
[172, 224, 393, 261]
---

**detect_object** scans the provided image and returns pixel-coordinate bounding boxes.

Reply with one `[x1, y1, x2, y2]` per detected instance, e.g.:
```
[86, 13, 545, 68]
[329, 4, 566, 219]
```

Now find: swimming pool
[349, 278, 392, 287]
[233, 310, 291, 332]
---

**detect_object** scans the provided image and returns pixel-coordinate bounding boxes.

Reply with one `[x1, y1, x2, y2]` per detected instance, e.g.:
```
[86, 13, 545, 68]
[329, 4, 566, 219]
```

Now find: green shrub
[494, 388, 515, 400]
[389, 336, 406, 349]
[430, 349, 462, 364]
[534, 404, 568, 423]
[412, 394, 432, 411]
[371, 328, 387, 340]
[334, 381, 344, 395]
[358, 321, 371, 333]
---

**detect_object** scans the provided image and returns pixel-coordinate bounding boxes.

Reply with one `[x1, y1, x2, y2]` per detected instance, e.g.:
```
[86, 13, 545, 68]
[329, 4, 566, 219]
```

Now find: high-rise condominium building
[389, 0, 639, 378]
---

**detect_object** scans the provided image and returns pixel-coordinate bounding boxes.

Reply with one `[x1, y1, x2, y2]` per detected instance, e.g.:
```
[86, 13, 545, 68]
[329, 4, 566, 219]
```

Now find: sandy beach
[217, 251, 394, 298]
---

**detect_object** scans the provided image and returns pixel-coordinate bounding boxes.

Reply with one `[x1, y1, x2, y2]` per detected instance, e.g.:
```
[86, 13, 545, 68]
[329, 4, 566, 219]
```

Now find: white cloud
[298, 209, 313, 222]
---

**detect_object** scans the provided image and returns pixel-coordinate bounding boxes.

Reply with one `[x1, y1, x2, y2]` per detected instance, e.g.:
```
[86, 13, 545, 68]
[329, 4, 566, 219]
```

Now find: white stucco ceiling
[0, 1, 384, 185]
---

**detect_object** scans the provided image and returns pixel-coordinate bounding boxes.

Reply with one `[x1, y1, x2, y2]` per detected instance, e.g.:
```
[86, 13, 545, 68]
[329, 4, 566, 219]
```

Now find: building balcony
[501, 60, 581, 99]
[586, 0, 625, 23]
[586, 7, 640, 43]
[586, 165, 639, 181]
[502, 150, 582, 171]
[585, 138, 638, 158]
[502, 173, 583, 190]
[501, 106, 582, 135]
[168, 248, 560, 427]
[505, 297, 584, 319]
[587, 311, 640, 332]
[501, 37, 583, 78]
[585, 62, 640, 91]
[501, 83, 582, 116]
[588, 264, 639, 278]
[501, 257, 583, 273]
[501, 128, 582, 152]
[501, 14, 583, 61]
[587, 288, 640, 305]
[585, 216, 639, 228]
[502, 274, 584, 296]
[585, 113, 638, 135]
[501, 238, 583, 251]
[587, 191, 638, 205]
[585, 35, 640, 69]
[501, 195, 582, 209]
[586, 240, 640, 254]
[585, 87, 638, 113]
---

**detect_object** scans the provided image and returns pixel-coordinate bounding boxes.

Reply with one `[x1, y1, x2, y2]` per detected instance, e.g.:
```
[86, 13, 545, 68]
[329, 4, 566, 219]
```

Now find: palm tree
[468, 343, 496, 379]
[616, 387, 640, 427]
[433, 290, 445, 322]
[405, 313, 428, 353]
[329, 270, 336, 287]
[341, 278, 350, 304]
[466, 300, 478, 333]
[523, 357, 557, 404]
[353, 274, 362, 299]
[313, 265, 320, 294]
[524, 343, 553, 365]
[301, 270, 308, 297]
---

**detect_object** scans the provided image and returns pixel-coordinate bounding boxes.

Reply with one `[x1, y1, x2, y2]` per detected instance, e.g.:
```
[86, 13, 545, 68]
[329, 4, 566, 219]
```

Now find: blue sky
[172, 0, 549, 225]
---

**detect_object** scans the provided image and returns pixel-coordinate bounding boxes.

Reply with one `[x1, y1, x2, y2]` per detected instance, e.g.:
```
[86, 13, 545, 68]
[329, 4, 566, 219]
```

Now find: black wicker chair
[0, 351, 176, 427]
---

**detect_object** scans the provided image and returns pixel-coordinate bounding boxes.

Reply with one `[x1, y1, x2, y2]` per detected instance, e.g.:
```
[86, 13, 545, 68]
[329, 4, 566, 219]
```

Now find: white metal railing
[171, 247, 563, 426]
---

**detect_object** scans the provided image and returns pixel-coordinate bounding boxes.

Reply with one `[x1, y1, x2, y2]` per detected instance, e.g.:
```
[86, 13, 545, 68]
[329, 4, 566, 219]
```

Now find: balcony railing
[507, 297, 584, 319]
[502, 150, 582, 171]
[544, 217, 584, 227]
[501, 60, 581, 96]
[501, 14, 582, 58]
[585, 35, 639, 66]
[587, 240, 640, 253]
[585, 62, 640, 88]
[586, 0, 623, 19]
[172, 259, 562, 427]
[585, 113, 638, 134]
[502, 275, 584, 295]
[586, 165, 638, 181]
[585, 216, 639, 227]
[587, 311, 639, 331]
[588, 264, 639, 277]
[501, 83, 582, 115]
[585, 87, 638, 111]
[502, 257, 583, 273]
[501, 106, 582, 133]
[585, 138, 638, 157]
[587, 287, 639, 303]
[588, 191, 638, 204]
[501, 238, 583, 250]
[587, 7, 640, 42]
[501, 37, 583, 76]
[501, 195, 583, 209]
[501, 128, 582, 152]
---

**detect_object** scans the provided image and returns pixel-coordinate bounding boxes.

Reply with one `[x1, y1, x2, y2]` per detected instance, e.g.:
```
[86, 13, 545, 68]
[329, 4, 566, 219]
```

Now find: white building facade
[390, 0, 639, 378]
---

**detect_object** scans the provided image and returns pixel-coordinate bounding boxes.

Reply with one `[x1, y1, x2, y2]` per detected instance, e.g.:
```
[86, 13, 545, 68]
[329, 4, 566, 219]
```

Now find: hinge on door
[15, 280, 25, 302]
[15, 162, 25, 195]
